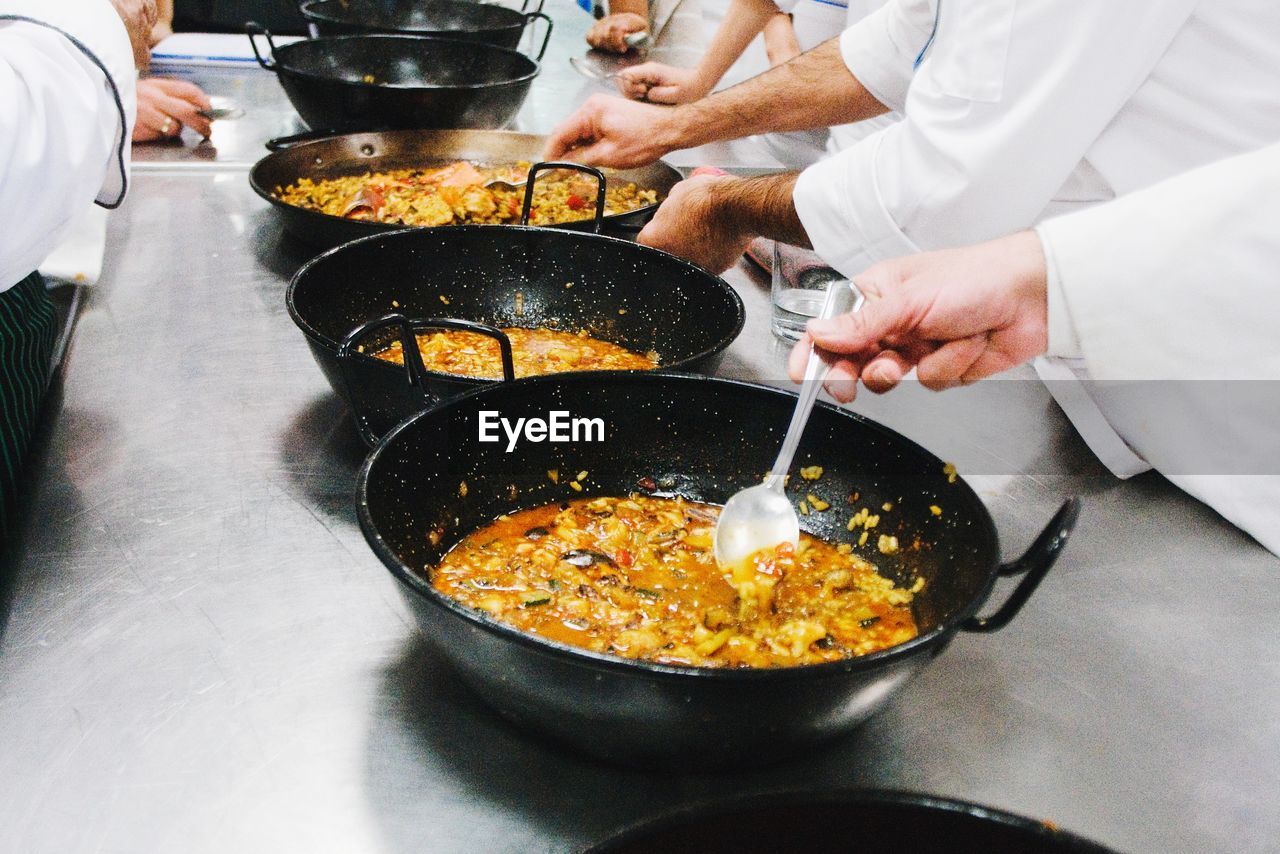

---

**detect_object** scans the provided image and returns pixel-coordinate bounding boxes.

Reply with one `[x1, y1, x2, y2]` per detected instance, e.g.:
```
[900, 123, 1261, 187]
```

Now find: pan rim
[269, 34, 540, 91]
[285, 225, 746, 385]
[582, 786, 1118, 853]
[356, 372, 1004, 684]
[248, 129, 675, 235]
[298, 0, 526, 33]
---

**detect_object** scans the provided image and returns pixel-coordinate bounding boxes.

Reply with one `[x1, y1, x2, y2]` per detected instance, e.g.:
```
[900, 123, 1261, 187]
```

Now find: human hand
[542, 94, 680, 167]
[133, 77, 214, 142]
[586, 12, 649, 54]
[108, 0, 159, 69]
[637, 174, 753, 273]
[787, 231, 1050, 401]
[615, 62, 704, 104]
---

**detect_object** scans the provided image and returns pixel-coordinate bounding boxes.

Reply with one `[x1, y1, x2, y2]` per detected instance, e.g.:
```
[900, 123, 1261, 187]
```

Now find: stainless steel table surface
[136, 0, 781, 172]
[3, 5, 1278, 853]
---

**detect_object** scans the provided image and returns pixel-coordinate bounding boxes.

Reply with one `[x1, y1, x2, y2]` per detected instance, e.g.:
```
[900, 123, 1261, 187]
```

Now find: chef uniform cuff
[1035, 225, 1084, 360]
[794, 133, 922, 279]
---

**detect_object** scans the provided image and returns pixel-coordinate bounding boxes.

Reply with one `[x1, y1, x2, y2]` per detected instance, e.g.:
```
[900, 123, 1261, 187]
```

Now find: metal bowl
[288, 223, 745, 444]
[247, 28, 545, 133]
[588, 789, 1117, 852]
[357, 373, 1081, 768]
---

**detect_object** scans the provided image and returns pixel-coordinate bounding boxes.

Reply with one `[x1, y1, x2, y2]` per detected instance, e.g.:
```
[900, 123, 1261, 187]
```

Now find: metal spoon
[482, 176, 529, 193]
[570, 55, 624, 83]
[713, 279, 864, 573]
[623, 31, 652, 50]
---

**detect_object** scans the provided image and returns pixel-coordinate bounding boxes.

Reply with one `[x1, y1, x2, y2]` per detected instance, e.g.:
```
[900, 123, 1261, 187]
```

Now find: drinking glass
[770, 242, 850, 341]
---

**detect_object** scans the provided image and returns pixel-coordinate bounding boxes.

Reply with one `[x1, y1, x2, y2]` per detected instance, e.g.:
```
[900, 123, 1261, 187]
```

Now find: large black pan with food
[299, 0, 546, 48]
[247, 26, 547, 133]
[357, 372, 1081, 769]
[287, 206, 745, 444]
[250, 128, 680, 247]
[588, 789, 1116, 853]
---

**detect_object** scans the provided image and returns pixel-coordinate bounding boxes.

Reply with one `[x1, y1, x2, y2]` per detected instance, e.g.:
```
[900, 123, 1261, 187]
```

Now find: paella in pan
[272, 160, 658, 227]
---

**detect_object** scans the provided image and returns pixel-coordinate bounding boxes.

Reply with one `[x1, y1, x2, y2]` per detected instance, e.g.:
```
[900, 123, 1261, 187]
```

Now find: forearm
[718, 173, 810, 247]
[689, 0, 780, 95]
[608, 0, 649, 18]
[669, 39, 888, 148]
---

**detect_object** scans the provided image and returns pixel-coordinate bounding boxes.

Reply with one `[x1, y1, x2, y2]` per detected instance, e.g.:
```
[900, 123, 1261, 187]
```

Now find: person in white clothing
[544, 0, 1280, 276]
[785, 142, 1280, 555]
[0, 0, 143, 539]
[614, 0, 889, 168]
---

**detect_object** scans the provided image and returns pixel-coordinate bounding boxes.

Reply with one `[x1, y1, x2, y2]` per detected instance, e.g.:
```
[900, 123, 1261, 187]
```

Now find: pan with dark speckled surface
[288, 226, 745, 444]
[357, 372, 1081, 768]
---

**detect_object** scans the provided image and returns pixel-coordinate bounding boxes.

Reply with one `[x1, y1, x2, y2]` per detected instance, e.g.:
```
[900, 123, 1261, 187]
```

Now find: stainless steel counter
[2, 3, 1277, 852]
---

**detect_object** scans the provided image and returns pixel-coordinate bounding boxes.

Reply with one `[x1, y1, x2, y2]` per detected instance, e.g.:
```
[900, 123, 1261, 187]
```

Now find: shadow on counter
[272, 393, 369, 529]
[358, 633, 1018, 853]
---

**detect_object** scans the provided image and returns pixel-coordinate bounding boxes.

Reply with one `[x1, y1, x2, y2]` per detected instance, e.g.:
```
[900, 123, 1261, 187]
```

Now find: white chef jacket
[793, 0, 1280, 278]
[0, 0, 135, 292]
[1036, 143, 1280, 556]
[759, 0, 899, 167]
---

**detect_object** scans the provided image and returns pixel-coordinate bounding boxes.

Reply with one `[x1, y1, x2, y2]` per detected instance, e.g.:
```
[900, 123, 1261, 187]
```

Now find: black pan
[287, 204, 745, 444]
[588, 789, 1116, 853]
[250, 128, 680, 247]
[298, 0, 547, 49]
[247, 27, 546, 133]
[358, 372, 1081, 769]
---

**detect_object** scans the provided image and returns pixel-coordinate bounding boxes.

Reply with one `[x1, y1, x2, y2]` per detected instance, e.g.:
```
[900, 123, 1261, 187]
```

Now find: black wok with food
[587, 789, 1116, 853]
[251, 129, 680, 247]
[247, 28, 545, 134]
[357, 373, 1080, 768]
[299, 0, 547, 49]
[287, 224, 745, 444]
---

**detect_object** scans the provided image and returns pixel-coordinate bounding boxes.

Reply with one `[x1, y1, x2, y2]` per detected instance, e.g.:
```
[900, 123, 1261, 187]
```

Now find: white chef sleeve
[1036, 143, 1280, 556]
[795, 0, 1198, 280]
[0, 0, 136, 292]
[1036, 143, 1280, 382]
[836, 0, 935, 113]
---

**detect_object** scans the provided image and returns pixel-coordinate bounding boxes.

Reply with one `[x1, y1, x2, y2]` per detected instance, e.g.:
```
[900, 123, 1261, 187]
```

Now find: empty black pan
[358, 372, 1081, 768]
[247, 26, 547, 133]
[287, 186, 745, 445]
[588, 789, 1116, 853]
[250, 128, 680, 247]
[298, 0, 547, 49]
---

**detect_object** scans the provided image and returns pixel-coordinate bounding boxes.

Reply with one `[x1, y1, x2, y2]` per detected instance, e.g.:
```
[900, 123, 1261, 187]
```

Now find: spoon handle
[766, 279, 864, 491]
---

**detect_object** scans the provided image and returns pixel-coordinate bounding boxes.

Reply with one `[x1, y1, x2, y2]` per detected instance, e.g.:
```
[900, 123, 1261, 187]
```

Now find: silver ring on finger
[160, 115, 174, 134]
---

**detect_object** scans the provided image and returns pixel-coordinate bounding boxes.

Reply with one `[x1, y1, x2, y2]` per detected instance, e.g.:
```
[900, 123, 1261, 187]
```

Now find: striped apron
[0, 271, 56, 542]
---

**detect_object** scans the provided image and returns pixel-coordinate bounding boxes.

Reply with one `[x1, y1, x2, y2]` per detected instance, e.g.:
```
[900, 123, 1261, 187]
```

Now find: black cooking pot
[298, 0, 547, 50]
[250, 129, 680, 248]
[357, 373, 1081, 769]
[248, 26, 546, 133]
[287, 194, 745, 445]
[587, 789, 1116, 853]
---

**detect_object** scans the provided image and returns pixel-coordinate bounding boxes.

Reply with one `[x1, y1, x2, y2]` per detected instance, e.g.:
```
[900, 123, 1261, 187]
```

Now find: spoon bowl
[713, 483, 799, 570]
[713, 278, 863, 572]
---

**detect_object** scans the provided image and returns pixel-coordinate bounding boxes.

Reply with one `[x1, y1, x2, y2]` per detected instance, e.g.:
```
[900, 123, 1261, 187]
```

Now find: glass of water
[770, 242, 850, 341]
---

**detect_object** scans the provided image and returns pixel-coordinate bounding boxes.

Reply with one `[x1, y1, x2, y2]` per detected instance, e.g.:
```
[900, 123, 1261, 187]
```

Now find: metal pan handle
[338, 314, 516, 446]
[339, 314, 432, 447]
[520, 161, 607, 234]
[961, 497, 1081, 633]
[245, 21, 278, 71]
[523, 11, 554, 62]
[518, 0, 546, 14]
[407, 318, 516, 386]
[264, 129, 346, 151]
